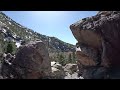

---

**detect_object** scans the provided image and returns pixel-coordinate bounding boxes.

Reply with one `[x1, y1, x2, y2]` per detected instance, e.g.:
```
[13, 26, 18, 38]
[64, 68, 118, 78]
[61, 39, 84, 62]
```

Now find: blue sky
[2, 11, 98, 45]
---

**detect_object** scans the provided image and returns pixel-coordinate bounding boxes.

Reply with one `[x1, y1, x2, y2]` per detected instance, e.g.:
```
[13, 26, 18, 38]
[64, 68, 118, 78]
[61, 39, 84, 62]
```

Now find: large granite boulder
[11, 41, 51, 79]
[70, 11, 120, 79]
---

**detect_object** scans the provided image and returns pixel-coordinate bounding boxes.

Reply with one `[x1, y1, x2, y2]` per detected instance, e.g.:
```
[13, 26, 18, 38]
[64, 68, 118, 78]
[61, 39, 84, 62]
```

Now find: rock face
[10, 41, 51, 79]
[70, 11, 120, 79]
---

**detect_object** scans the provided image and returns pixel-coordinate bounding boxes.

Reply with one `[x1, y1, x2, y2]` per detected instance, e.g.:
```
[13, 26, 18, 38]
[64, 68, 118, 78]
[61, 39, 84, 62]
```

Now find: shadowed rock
[70, 11, 120, 79]
[11, 40, 51, 79]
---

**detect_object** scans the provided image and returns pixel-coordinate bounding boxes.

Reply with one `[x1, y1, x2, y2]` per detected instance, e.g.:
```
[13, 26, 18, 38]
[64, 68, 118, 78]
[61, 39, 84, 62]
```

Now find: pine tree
[72, 51, 76, 63]
[68, 53, 72, 63]
[59, 53, 66, 66]
[6, 41, 17, 54]
[56, 52, 59, 61]
[6, 42, 13, 54]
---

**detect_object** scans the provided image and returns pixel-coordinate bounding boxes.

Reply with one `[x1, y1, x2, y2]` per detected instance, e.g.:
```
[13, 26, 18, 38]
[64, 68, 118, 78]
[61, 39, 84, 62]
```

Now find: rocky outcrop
[63, 63, 83, 79]
[64, 63, 78, 74]
[70, 11, 120, 79]
[50, 61, 83, 79]
[51, 61, 65, 79]
[13, 40, 51, 79]
[2, 41, 51, 79]
[0, 53, 15, 79]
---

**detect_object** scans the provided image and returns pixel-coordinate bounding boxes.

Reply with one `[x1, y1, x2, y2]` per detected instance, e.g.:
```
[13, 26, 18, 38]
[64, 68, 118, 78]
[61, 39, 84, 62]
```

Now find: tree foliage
[6, 42, 13, 53]
[50, 51, 77, 66]
[6, 41, 17, 54]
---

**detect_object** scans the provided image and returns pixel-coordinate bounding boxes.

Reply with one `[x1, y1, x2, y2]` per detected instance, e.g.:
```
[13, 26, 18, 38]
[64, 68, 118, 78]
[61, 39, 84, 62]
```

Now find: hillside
[0, 12, 75, 53]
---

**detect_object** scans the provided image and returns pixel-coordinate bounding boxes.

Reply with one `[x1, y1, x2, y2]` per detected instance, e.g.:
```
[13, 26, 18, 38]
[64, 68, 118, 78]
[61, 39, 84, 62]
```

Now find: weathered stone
[63, 63, 83, 79]
[64, 72, 83, 79]
[11, 41, 51, 79]
[64, 63, 78, 74]
[76, 51, 96, 67]
[51, 61, 65, 79]
[70, 11, 120, 79]
[81, 67, 108, 79]
[0, 53, 15, 79]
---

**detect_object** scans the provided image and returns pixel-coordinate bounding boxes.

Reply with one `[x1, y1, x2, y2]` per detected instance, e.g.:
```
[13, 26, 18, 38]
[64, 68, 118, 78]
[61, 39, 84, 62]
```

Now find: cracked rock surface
[1, 41, 51, 79]
[70, 11, 120, 79]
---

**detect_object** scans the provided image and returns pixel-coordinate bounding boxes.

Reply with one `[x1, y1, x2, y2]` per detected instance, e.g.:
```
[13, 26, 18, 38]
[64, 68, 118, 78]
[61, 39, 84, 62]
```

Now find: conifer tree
[6, 42, 13, 54]
[68, 53, 72, 63]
